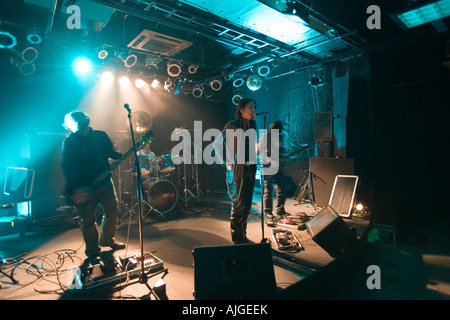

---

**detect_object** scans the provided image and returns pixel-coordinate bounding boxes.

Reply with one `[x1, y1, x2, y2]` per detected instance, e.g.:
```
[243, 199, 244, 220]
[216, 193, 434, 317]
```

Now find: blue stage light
[73, 57, 93, 77]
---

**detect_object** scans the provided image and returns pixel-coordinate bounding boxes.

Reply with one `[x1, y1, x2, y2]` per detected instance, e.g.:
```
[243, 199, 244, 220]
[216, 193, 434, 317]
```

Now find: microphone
[255, 112, 268, 116]
[124, 103, 131, 113]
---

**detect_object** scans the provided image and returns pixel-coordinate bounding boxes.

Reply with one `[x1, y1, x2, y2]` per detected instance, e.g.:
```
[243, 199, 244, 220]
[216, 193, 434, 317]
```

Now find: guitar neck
[92, 131, 152, 186]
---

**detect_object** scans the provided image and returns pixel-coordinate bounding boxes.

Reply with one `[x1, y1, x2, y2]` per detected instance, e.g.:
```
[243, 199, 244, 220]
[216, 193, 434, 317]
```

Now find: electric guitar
[65, 130, 153, 208]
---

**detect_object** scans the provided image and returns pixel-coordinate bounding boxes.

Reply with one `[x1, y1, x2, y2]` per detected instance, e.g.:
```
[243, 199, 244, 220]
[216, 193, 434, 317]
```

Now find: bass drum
[142, 179, 178, 214]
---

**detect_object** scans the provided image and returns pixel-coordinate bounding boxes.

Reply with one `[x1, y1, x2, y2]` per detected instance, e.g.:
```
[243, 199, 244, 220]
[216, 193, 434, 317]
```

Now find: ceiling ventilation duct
[127, 30, 193, 57]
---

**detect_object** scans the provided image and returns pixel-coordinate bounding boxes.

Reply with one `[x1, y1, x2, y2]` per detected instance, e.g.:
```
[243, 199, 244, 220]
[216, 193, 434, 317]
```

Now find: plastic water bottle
[67, 265, 83, 290]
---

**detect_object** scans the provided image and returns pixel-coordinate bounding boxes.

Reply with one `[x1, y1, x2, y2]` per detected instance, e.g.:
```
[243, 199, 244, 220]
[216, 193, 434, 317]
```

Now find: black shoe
[83, 255, 101, 267]
[99, 242, 126, 250]
[244, 238, 254, 244]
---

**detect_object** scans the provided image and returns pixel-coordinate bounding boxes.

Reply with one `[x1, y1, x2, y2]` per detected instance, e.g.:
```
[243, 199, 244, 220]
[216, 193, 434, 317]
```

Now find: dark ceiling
[1, 0, 449, 95]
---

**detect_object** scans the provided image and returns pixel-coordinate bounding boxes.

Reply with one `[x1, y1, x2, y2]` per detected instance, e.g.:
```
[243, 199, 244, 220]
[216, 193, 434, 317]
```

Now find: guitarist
[61, 110, 125, 263]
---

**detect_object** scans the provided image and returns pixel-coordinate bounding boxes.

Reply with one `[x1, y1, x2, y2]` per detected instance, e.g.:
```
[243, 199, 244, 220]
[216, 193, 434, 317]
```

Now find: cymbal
[130, 111, 153, 133]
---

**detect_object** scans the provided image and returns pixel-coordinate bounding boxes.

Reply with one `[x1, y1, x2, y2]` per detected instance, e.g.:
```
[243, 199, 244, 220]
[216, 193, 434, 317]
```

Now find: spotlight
[27, 33, 42, 45]
[119, 76, 130, 85]
[354, 203, 368, 215]
[232, 78, 245, 87]
[22, 47, 38, 63]
[246, 74, 262, 91]
[124, 54, 137, 68]
[188, 64, 199, 74]
[73, 57, 93, 77]
[135, 79, 146, 88]
[19, 62, 35, 76]
[257, 65, 270, 77]
[0, 31, 17, 49]
[192, 86, 203, 98]
[98, 49, 108, 60]
[101, 71, 114, 82]
[164, 78, 172, 90]
[232, 94, 242, 105]
[310, 76, 324, 87]
[151, 79, 159, 88]
[9, 56, 35, 76]
[167, 63, 181, 77]
[210, 79, 222, 91]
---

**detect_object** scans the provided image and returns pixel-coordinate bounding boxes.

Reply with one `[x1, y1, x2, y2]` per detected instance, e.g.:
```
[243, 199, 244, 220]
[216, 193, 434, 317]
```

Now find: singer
[216, 98, 258, 244]
[61, 110, 126, 265]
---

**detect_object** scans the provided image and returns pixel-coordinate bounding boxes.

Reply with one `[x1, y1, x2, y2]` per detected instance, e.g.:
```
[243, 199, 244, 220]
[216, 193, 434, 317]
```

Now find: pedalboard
[80, 252, 165, 290]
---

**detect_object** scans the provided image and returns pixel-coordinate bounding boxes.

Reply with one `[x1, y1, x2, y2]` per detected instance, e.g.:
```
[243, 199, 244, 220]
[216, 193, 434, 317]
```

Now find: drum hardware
[176, 151, 204, 208]
[119, 173, 165, 223]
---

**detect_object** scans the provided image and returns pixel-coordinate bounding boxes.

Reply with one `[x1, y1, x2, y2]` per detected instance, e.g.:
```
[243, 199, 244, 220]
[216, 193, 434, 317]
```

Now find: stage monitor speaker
[306, 206, 353, 256]
[309, 157, 354, 206]
[329, 175, 359, 218]
[3, 167, 35, 200]
[193, 243, 277, 300]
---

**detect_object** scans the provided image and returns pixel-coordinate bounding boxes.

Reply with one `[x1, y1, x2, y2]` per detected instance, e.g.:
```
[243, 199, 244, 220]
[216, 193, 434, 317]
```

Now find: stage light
[22, 47, 38, 63]
[19, 62, 35, 76]
[233, 77, 245, 87]
[119, 75, 130, 85]
[210, 79, 222, 91]
[246, 74, 262, 91]
[356, 203, 364, 211]
[151, 79, 159, 88]
[257, 65, 271, 77]
[192, 86, 203, 98]
[98, 49, 108, 60]
[101, 71, 114, 82]
[232, 94, 242, 105]
[310, 76, 324, 87]
[167, 63, 182, 77]
[27, 33, 42, 45]
[0, 31, 17, 49]
[188, 64, 199, 74]
[135, 79, 146, 88]
[224, 73, 234, 81]
[392, 0, 450, 29]
[73, 57, 93, 77]
[164, 78, 172, 90]
[124, 54, 137, 68]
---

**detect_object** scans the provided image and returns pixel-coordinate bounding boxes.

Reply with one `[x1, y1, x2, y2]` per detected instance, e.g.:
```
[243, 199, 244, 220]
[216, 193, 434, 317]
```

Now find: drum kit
[113, 111, 203, 222]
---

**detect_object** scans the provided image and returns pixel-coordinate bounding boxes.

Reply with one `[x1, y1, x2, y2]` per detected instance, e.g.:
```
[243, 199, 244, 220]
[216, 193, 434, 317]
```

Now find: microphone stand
[260, 113, 268, 243]
[124, 104, 158, 299]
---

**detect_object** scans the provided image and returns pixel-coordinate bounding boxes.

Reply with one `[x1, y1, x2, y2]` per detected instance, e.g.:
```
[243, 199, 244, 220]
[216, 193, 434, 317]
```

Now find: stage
[2, 190, 449, 302]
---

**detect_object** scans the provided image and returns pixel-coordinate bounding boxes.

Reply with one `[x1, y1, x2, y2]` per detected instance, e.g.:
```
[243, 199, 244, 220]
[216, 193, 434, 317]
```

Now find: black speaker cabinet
[193, 243, 277, 300]
[306, 206, 353, 256]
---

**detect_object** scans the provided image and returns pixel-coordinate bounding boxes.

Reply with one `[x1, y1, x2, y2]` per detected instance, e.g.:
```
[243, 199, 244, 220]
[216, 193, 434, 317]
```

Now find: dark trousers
[264, 173, 286, 216]
[227, 166, 256, 244]
[76, 181, 119, 258]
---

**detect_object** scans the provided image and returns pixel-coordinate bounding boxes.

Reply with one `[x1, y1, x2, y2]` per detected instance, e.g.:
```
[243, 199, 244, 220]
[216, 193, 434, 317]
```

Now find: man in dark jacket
[216, 98, 258, 244]
[61, 110, 125, 262]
